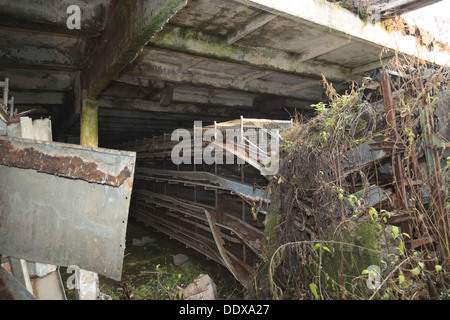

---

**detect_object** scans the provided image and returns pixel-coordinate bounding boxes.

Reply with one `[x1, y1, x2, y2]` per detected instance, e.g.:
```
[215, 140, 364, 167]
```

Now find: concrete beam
[130, 51, 324, 100]
[180, 57, 204, 72]
[98, 108, 236, 123]
[9, 91, 65, 105]
[101, 107, 256, 124]
[0, 27, 85, 69]
[297, 39, 353, 62]
[375, 0, 442, 14]
[0, 69, 74, 91]
[81, 0, 187, 101]
[98, 97, 260, 118]
[172, 86, 256, 107]
[150, 25, 351, 82]
[350, 55, 396, 76]
[0, 1, 111, 35]
[241, 70, 274, 82]
[226, 12, 277, 45]
[255, 97, 313, 113]
[107, 78, 257, 108]
[232, 0, 450, 67]
[290, 79, 322, 91]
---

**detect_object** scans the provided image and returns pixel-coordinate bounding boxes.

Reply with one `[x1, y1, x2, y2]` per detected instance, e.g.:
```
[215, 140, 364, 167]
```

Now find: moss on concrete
[320, 219, 382, 298]
[80, 99, 98, 148]
[261, 193, 282, 263]
[87, 0, 187, 99]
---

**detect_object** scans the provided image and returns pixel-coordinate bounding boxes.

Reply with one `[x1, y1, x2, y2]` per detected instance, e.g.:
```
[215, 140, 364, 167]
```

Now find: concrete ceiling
[1, 0, 449, 146]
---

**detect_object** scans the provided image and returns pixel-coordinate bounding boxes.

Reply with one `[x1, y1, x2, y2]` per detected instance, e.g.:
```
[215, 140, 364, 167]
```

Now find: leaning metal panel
[0, 136, 136, 281]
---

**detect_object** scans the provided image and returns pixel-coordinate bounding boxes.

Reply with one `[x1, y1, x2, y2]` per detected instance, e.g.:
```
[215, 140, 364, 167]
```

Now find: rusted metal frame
[131, 206, 223, 265]
[210, 139, 265, 175]
[403, 121, 428, 251]
[133, 172, 266, 250]
[418, 88, 450, 256]
[132, 187, 258, 284]
[120, 120, 293, 284]
[152, 209, 218, 246]
[343, 141, 392, 178]
[216, 191, 223, 223]
[135, 173, 232, 194]
[381, 70, 409, 210]
[219, 215, 263, 255]
[392, 151, 409, 209]
[135, 167, 269, 204]
[133, 188, 263, 254]
[205, 210, 239, 282]
[132, 195, 217, 248]
[132, 189, 252, 285]
[167, 212, 242, 245]
[133, 189, 207, 222]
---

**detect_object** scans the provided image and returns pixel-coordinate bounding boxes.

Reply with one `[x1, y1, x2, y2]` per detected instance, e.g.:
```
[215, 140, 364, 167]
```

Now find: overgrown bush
[249, 54, 450, 300]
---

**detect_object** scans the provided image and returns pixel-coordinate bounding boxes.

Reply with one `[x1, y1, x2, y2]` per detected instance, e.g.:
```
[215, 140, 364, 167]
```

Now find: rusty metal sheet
[0, 136, 136, 281]
[0, 137, 133, 187]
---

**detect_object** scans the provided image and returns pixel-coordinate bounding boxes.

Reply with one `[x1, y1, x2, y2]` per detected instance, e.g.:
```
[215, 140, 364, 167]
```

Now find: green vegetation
[249, 54, 450, 300]
[60, 220, 243, 300]
[97, 221, 243, 300]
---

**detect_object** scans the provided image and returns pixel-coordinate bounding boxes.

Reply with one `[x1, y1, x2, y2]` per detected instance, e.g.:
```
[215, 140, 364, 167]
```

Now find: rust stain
[0, 140, 133, 187]
[0, 272, 16, 300]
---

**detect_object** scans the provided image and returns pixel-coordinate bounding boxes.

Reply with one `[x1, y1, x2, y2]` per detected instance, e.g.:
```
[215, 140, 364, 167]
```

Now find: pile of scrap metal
[0, 78, 137, 299]
[116, 117, 293, 287]
[343, 69, 450, 253]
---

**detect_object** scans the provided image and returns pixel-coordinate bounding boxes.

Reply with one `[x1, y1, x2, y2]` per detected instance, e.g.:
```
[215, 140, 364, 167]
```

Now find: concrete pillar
[78, 98, 100, 300]
[80, 99, 98, 148]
